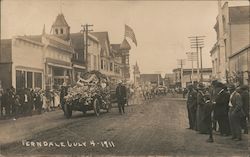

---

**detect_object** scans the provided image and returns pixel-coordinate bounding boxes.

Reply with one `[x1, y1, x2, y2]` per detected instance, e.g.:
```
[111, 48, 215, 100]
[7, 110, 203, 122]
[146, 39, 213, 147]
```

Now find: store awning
[46, 58, 72, 69]
[47, 62, 72, 69]
[73, 64, 86, 69]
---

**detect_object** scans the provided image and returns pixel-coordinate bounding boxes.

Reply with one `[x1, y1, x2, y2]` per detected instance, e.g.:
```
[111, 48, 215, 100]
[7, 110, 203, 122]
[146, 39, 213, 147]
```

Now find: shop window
[16, 70, 25, 90]
[34, 72, 42, 88]
[53, 68, 64, 76]
[27, 72, 33, 89]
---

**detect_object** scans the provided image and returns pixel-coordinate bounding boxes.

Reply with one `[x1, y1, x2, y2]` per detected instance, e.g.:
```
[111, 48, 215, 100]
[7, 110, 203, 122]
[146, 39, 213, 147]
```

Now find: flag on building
[125, 24, 137, 46]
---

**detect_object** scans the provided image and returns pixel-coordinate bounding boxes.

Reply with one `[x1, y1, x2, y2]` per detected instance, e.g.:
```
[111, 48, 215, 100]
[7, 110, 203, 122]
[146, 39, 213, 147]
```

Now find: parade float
[62, 71, 111, 118]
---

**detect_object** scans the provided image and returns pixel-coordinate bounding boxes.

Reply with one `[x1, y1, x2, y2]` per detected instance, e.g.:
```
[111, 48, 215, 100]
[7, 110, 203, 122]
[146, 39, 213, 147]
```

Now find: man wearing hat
[228, 84, 244, 141]
[238, 85, 249, 134]
[206, 80, 220, 142]
[213, 82, 231, 136]
[116, 80, 127, 114]
[186, 84, 197, 130]
[196, 83, 210, 134]
[60, 84, 68, 112]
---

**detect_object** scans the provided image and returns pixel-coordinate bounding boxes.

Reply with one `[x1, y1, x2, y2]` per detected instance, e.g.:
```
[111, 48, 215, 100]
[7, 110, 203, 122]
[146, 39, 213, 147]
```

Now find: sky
[1, 0, 249, 76]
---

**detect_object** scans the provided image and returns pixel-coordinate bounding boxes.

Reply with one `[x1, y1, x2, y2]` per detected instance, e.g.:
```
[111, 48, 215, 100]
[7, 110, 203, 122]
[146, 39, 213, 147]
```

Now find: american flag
[125, 24, 137, 46]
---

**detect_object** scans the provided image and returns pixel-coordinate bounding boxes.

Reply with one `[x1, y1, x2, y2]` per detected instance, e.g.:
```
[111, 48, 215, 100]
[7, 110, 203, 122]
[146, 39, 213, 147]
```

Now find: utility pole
[186, 51, 197, 83]
[200, 47, 203, 82]
[177, 59, 185, 88]
[80, 24, 93, 71]
[188, 36, 205, 83]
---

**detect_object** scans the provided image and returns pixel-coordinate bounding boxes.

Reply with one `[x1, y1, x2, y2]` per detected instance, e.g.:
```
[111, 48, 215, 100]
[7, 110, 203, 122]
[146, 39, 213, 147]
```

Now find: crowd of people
[116, 82, 170, 114]
[0, 86, 61, 120]
[186, 81, 249, 142]
[126, 84, 171, 104]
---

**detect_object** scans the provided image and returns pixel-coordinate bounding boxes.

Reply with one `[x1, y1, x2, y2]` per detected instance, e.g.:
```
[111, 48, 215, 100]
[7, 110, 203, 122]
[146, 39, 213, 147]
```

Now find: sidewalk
[0, 109, 69, 145]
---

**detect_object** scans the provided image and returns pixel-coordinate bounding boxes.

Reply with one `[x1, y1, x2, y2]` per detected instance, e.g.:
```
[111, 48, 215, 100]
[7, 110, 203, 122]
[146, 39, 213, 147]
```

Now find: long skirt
[196, 105, 210, 134]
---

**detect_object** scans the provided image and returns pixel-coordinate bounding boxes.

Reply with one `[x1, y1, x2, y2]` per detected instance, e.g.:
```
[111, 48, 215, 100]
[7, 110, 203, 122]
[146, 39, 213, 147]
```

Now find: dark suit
[214, 88, 230, 135]
[196, 90, 210, 134]
[187, 89, 197, 129]
[60, 86, 68, 112]
[239, 89, 249, 133]
[34, 93, 43, 114]
[228, 91, 243, 139]
[116, 84, 127, 114]
[5, 90, 14, 116]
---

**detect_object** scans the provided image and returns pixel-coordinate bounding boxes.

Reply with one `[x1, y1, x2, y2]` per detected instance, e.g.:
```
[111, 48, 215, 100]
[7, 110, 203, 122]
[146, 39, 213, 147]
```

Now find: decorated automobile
[62, 71, 111, 118]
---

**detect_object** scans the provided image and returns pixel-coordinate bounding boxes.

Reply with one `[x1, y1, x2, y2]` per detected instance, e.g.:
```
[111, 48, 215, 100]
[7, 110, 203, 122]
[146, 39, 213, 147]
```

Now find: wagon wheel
[93, 98, 101, 116]
[64, 103, 72, 118]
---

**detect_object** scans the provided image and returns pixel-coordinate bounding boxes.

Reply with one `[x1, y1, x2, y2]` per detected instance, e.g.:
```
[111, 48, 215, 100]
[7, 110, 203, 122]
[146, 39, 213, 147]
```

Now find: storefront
[45, 58, 72, 90]
[15, 66, 43, 90]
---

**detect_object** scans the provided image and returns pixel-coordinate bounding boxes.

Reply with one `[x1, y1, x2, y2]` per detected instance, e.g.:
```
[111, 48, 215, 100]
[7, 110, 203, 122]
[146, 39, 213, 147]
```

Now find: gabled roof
[91, 32, 111, 56]
[120, 39, 131, 50]
[52, 13, 70, 27]
[229, 6, 249, 24]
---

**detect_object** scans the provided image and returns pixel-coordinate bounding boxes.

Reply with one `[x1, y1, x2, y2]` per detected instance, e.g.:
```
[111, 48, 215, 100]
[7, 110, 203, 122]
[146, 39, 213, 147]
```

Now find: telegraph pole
[186, 51, 197, 83]
[199, 47, 203, 82]
[188, 36, 205, 83]
[177, 59, 185, 88]
[81, 24, 93, 71]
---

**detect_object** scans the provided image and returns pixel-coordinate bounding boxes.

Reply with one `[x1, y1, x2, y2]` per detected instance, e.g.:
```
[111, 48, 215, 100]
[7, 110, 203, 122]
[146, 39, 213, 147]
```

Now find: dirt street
[0, 97, 249, 157]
